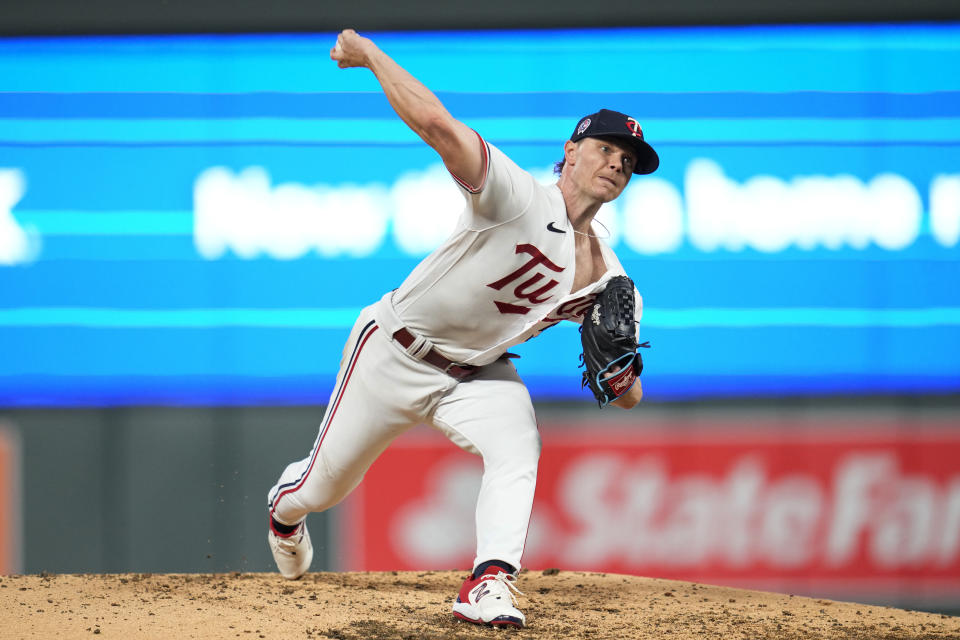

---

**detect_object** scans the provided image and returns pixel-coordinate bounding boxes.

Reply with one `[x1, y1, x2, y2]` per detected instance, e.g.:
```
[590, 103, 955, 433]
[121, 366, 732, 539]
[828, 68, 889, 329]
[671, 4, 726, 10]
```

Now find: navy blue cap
[570, 109, 659, 175]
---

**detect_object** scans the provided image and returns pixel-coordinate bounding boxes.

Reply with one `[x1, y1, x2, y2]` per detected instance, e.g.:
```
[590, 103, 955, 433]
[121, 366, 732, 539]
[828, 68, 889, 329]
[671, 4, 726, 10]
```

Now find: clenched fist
[330, 29, 377, 69]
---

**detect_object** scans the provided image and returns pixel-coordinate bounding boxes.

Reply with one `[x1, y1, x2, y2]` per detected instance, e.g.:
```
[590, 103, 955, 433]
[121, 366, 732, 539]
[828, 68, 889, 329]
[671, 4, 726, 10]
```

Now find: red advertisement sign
[339, 420, 960, 600]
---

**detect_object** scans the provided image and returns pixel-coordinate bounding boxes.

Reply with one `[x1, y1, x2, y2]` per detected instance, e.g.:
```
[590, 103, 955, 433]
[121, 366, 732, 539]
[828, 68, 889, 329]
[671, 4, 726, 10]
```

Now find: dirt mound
[2, 570, 957, 639]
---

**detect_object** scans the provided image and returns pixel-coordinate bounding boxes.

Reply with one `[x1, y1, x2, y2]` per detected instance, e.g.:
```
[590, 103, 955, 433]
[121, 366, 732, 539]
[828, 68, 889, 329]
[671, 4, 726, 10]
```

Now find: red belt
[392, 328, 478, 380]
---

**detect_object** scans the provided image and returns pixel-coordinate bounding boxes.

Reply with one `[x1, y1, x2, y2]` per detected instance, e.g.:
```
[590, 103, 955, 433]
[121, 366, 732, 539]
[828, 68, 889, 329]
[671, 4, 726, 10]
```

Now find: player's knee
[507, 429, 541, 471]
[479, 430, 539, 475]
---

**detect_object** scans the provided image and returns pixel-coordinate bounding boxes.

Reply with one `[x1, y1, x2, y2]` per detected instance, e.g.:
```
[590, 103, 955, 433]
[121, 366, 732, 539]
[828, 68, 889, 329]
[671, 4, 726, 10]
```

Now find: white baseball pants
[267, 299, 541, 572]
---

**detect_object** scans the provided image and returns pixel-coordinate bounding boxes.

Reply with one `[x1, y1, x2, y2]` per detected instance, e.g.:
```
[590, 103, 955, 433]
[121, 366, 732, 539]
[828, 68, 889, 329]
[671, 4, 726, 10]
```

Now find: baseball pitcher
[267, 29, 658, 628]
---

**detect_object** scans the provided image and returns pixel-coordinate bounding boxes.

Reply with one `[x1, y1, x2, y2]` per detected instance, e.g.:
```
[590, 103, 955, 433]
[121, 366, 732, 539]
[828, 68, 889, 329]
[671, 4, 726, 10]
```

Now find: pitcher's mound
[3, 570, 957, 639]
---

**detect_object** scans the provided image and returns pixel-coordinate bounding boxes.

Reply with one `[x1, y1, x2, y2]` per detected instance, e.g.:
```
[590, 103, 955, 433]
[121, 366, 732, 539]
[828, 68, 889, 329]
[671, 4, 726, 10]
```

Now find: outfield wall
[1, 401, 958, 614]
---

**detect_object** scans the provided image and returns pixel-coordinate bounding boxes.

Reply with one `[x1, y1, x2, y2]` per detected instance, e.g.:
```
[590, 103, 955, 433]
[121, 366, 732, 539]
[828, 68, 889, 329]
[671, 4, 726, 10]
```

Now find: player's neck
[557, 179, 604, 235]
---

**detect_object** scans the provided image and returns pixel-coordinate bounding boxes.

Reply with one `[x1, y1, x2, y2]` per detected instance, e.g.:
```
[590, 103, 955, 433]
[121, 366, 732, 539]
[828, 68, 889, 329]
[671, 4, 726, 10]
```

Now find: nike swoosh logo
[546, 222, 566, 234]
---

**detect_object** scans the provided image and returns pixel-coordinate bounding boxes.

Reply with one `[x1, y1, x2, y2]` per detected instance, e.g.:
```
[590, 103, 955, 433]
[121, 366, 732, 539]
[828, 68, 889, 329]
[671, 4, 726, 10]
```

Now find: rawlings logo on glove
[579, 275, 649, 407]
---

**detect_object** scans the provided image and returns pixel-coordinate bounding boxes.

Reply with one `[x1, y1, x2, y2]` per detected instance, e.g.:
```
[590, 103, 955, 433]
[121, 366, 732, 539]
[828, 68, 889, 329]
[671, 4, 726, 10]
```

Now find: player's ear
[563, 140, 579, 166]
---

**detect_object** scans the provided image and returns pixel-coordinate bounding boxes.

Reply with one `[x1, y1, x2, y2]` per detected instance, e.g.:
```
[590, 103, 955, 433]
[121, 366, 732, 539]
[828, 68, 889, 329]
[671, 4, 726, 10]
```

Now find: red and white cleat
[452, 567, 525, 628]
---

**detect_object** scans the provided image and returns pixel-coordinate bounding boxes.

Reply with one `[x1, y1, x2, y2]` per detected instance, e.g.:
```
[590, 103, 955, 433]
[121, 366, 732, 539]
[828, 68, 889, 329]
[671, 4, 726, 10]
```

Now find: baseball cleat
[268, 521, 313, 580]
[452, 567, 525, 628]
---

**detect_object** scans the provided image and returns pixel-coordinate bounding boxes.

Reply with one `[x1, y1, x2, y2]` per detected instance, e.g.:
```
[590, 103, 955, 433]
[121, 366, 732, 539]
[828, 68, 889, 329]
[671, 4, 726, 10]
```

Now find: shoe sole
[453, 610, 524, 629]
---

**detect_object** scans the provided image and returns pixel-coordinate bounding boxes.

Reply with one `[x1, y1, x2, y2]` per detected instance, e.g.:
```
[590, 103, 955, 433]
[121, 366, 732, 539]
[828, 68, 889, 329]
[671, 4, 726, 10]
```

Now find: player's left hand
[330, 29, 376, 69]
[580, 275, 647, 408]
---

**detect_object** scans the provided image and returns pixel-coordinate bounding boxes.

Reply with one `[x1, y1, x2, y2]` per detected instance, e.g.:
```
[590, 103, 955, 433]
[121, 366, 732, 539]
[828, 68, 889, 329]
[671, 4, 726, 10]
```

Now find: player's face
[569, 138, 635, 202]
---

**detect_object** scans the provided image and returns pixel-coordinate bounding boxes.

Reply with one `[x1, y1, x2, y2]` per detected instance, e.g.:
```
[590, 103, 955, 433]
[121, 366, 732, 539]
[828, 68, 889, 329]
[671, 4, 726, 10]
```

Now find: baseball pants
[267, 301, 541, 572]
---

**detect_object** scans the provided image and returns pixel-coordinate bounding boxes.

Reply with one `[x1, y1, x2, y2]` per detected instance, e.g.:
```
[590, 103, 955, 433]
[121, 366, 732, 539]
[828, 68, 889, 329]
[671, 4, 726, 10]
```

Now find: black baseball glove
[580, 275, 648, 407]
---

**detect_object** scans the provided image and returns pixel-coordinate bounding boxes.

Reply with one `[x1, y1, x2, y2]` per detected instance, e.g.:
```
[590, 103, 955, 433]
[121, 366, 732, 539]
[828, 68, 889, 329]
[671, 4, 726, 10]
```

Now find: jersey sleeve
[449, 136, 540, 229]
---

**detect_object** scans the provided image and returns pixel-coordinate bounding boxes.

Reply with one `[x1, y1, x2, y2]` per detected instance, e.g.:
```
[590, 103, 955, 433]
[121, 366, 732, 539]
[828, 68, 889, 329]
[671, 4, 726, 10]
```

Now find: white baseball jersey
[383, 137, 642, 365]
[269, 133, 644, 576]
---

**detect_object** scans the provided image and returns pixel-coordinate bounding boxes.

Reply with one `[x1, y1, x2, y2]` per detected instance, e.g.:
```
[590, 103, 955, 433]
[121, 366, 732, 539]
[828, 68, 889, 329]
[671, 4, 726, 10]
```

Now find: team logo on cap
[625, 117, 643, 138]
[576, 118, 592, 136]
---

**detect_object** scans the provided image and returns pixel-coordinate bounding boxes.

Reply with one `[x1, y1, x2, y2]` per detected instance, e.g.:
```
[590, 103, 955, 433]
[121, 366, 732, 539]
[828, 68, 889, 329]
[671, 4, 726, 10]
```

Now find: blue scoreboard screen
[1, 24, 958, 406]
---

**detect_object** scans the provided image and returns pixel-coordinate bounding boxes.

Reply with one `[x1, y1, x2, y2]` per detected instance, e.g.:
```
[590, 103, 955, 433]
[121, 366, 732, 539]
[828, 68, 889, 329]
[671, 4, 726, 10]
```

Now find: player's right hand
[331, 29, 374, 69]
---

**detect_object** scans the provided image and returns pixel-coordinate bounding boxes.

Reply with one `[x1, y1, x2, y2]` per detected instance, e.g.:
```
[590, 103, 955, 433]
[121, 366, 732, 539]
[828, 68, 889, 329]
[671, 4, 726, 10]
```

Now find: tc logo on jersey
[625, 117, 643, 138]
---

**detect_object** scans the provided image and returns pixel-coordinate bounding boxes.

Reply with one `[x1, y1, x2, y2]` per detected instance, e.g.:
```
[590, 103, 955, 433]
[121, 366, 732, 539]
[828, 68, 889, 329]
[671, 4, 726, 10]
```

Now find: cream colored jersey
[389, 138, 642, 366]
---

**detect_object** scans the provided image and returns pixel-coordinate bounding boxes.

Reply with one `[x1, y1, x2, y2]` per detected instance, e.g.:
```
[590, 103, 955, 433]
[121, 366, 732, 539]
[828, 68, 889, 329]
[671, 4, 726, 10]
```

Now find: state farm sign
[339, 421, 960, 598]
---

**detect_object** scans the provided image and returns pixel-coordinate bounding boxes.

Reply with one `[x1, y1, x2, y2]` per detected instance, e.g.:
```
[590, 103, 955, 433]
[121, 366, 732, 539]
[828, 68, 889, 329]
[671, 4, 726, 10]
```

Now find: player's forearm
[332, 30, 481, 184]
[363, 47, 460, 152]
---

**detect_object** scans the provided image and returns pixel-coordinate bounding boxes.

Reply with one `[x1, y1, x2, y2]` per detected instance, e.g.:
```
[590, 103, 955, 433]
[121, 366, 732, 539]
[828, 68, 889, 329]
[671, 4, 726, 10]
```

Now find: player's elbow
[417, 110, 459, 150]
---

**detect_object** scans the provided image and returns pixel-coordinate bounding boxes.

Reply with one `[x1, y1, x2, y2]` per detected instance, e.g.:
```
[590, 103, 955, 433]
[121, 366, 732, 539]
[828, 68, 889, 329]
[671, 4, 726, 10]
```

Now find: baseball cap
[570, 109, 659, 175]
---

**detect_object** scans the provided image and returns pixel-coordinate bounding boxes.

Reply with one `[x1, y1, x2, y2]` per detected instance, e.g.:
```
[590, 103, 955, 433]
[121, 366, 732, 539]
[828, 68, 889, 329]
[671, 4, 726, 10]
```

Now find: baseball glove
[580, 275, 648, 407]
